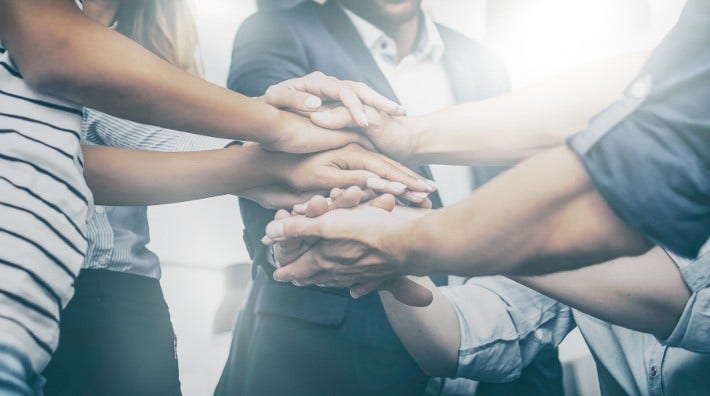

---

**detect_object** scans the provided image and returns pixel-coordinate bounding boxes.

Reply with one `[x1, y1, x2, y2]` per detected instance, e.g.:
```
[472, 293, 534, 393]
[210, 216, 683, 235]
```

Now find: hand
[277, 143, 434, 201]
[269, 187, 434, 307]
[261, 71, 406, 128]
[309, 105, 415, 164]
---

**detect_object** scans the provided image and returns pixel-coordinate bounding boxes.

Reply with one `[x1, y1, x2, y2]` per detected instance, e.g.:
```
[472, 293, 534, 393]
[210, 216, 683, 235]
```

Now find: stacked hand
[242, 72, 430, 209]
[262, 187, 434, 307]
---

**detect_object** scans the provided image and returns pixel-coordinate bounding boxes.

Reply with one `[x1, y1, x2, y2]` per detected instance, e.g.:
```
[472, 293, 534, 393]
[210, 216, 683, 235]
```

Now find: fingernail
[366, 178, 388, 190]
[389, 182, 406, 194]
[356, 112, 370, 127]
[413, 180, 431, 192]
[265, 222, 285, 241]
[426, 180, 438, 191]
[304, 96, 322, 110]
[350, 290, 362, 299]
[411, 192, 429, 200]
[293, 203, 307, 213]
[292, 281, 303, 287]
[273, 272, 285, 282]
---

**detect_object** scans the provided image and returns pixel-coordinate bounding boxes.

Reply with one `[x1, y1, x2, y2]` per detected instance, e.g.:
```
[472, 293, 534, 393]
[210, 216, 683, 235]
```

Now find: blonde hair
[115, 0, 202, 75]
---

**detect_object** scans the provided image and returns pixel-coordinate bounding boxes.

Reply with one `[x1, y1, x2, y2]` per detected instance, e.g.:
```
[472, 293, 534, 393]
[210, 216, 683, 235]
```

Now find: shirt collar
[342, 4, 445, 64]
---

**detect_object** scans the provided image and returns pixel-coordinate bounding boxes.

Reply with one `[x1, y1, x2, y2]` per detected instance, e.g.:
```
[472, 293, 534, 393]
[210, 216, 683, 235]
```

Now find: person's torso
[574, 311, 710, 396]
[0, 42, 93, 259]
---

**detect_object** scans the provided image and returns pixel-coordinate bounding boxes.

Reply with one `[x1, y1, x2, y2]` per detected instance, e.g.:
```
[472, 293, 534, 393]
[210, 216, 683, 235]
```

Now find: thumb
[263, 215, 327, 244]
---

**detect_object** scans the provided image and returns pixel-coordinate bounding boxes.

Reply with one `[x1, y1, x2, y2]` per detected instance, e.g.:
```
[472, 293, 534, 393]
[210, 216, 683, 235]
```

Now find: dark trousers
[43, 269, 181, 396]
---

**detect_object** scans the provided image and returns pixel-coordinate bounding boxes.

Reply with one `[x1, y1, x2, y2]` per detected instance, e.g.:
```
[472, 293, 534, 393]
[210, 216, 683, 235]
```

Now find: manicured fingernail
[426, 180, 438, 191]
[265, 222, 285, 241]
[304, 96, 322, 110]
[261, 236, 272, 245]
[411, 192, 429, 200]
[350, 290, 362, 299]
[356, 112, 370, 127]
[366, 178, 388, 190]
[273, 272, 285, 282]
[390, 182, 407, 194]
[412, 180, 431, 192]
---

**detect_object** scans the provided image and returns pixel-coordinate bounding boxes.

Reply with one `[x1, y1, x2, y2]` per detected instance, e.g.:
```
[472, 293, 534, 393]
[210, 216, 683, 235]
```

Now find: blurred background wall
[148, 1, 687, 394]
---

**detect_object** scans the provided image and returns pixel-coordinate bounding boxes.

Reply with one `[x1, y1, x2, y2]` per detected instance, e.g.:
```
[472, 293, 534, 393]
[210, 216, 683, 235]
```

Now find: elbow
[412, 344, 459, 377]
[22, 60, 83, 99]
[17, 37, 84, 99]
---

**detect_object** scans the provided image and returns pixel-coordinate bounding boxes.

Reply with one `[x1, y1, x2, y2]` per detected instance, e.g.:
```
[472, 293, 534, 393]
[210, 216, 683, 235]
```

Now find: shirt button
[94, 206, 105, 214]
[650, 366, 658, 377]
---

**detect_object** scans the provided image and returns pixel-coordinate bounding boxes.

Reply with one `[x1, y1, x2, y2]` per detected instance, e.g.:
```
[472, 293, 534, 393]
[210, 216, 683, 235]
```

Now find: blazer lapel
[316, 1, 399, 103]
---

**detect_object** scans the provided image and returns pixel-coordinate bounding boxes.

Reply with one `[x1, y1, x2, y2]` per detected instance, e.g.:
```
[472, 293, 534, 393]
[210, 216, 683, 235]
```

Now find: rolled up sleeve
[438, 277, 574, 383]
[661, 242, 710, 353]
[567, 0, 710, 259]
[83, 108, 233, 152]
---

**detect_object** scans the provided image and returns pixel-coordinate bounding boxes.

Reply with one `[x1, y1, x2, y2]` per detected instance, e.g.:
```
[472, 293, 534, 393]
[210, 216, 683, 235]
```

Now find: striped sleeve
[83, 109, 232, 152]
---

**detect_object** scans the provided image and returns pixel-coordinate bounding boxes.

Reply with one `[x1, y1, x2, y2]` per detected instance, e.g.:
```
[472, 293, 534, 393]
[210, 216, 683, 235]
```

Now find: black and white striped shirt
[0, 41, 93, 375]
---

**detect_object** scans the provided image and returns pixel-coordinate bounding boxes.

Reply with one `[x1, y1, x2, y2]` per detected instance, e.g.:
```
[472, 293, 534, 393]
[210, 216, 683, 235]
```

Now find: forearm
[397, 146, 652, 277]
[513, 248, 690, 338]
[379, 277, 460, 377]
[407, 53, 648, 166]
[0, 0, 281, 143]
[83, 144, 286, 205]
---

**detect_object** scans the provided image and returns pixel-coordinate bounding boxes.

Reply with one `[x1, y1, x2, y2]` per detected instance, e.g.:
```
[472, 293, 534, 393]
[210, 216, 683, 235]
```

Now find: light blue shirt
[439, 246, 710, 396]
[81, 109, 230, 278]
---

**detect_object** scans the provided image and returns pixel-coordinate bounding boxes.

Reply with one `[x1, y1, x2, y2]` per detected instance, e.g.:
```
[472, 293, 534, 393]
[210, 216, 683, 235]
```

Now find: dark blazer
[216, 2, 562, 396]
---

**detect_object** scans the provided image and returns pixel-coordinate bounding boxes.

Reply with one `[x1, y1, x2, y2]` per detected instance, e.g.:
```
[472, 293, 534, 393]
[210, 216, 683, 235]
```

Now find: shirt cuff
[173, 133, 236, 152]
[660, 243, 710, 352]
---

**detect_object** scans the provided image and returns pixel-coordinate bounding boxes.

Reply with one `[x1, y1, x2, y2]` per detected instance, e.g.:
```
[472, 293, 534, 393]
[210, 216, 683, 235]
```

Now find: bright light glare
[487, 0, 650, 87]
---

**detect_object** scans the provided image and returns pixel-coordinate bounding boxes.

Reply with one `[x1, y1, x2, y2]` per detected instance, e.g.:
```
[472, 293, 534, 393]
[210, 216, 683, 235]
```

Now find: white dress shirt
[343, 7, 473, 207]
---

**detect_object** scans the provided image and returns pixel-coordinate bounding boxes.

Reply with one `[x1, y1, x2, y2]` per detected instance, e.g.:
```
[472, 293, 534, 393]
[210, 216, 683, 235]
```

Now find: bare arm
[379, 277, 459, 377]
[402, 146, 652, 277]
[267, 146, 652, 285]
[312, 53, 648, 165]
[84, 143, 429, 206]
[407, 53, 647, 166]
[83, 144, 277, 205]
[0, 0, 368, 153]
[513, 247, 690, 339]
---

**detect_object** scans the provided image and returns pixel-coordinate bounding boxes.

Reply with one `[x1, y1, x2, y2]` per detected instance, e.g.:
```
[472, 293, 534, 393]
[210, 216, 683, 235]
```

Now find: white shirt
[343, 7, 473, 207]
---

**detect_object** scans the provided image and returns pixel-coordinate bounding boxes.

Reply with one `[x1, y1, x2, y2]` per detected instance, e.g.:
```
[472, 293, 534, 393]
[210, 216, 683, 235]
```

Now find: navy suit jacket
[216, 2, 560, 396]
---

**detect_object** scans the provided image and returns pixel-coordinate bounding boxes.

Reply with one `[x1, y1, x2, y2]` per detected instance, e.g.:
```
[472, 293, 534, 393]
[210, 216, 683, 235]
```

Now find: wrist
[405, 115, 433, 167]
[227, 144, 289, 193]
[380, 218, 430, 276]
[254, 103, 286, 147]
